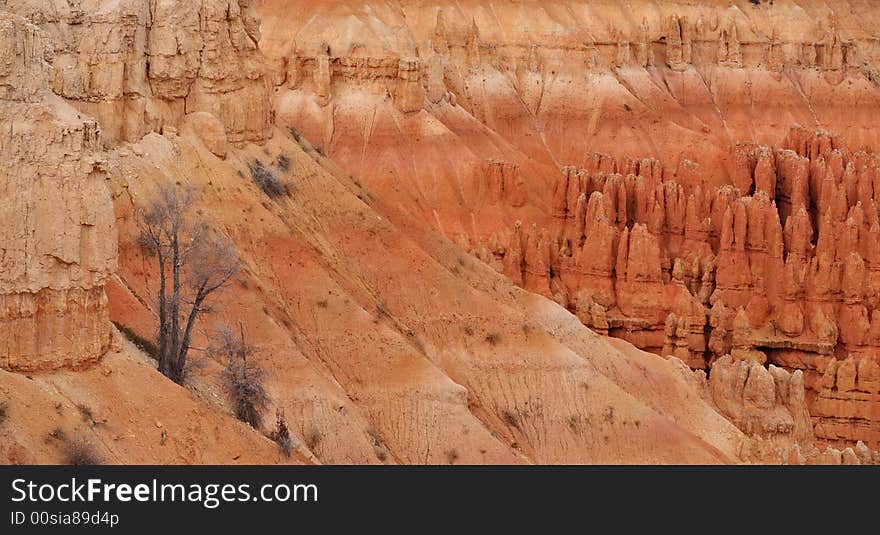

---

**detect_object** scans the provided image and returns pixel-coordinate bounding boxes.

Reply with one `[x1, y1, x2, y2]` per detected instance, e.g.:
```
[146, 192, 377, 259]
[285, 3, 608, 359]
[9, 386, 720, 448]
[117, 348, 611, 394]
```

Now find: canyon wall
[254, 0, 880, 448]
[0, 13, 116, 371]
[2, 0, 878, 463]
[0, 0, 773, 465]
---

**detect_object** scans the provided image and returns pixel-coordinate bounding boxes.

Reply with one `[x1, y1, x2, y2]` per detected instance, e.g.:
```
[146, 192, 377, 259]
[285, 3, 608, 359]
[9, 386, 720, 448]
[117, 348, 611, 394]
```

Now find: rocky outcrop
[812, 356, 880, 448]
[709, 354, 813, 446]
[4, 0, 273, 146]
[0, 13, 117, 371]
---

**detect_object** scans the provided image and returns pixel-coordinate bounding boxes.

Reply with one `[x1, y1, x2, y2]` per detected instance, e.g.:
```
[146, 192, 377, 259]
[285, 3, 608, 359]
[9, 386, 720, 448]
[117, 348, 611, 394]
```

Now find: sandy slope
[90, 126, 749, 464]
[0, 332, 307, 465]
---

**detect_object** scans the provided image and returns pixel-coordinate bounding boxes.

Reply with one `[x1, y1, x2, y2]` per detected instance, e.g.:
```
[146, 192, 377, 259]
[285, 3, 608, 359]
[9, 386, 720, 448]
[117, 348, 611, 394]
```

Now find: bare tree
[138, 184, 241, 384]
[211, 323, 270, 429]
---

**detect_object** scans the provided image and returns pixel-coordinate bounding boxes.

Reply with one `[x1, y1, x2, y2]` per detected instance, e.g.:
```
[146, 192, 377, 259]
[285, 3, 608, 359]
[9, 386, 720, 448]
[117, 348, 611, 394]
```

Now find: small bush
[305, 429, 322, 451]
[268, 409, 293, 458]
[501, 409, 521, 430]
[76, 404, 94, 423]
[446, 449, 459, 464]
[485, 333, 501, 346]
[63, 437, 102, 466]
[0, 400, 8, 426]
[249, 160, 288, 198]
[366, 427, 383, 448]
[289, 127, 302, 143]
[366, 429, 390, 462]
[213, 324, 271, 430]
[604, 405, 615, 423]
[222, 358, 270, 430]
[277, 154, 291, 172]
[49, 428, 102, 466]
[113, 322, 158, 358]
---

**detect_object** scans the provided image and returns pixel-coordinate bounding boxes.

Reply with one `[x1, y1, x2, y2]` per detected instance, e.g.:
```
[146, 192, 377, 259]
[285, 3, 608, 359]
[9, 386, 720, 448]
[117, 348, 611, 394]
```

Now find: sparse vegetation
[76, 404, 94, 423]
[64, 438, 102, 466]
[446, 449, 459, 464]
[463, 325, 474, 336]
[366, 427, 383, 448]
[370, 431, 389, 462]
[305, 429, 322, 451]
[249, 160, 289, 198]
[501, 409, 521, 430]
[316, 299, 328, 308]
[289, 127, 302, 143]
[138, 184, 241, 384]
[485, 333, 501, 345]
[113, 321, 158, 358]
[213, 324, 270, 430]
[0, 400, 8, 426]
[268, 409, 293, 458]
[49, 428, 102, 466]
[604, 405, 616, 423]
[277, 154, 291, 172]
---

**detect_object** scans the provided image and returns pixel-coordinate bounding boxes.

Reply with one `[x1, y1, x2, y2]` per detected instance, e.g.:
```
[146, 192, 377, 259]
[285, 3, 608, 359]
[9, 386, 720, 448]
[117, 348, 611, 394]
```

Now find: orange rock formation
[2, 0, 879, 464]
[255, 0, 880, 449]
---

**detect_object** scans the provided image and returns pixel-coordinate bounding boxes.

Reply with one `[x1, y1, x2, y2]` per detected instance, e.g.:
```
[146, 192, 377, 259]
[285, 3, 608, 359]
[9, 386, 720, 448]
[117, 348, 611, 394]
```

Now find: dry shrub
[268, 409, 293, 458]
[48, 428, 102, 466]
[249, 160, 288, 198]
[214, 324, 270, 430]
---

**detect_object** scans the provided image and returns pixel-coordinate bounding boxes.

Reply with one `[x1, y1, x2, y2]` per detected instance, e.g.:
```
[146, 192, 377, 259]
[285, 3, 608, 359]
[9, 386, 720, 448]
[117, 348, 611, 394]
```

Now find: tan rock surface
[0, 13, 117, 372]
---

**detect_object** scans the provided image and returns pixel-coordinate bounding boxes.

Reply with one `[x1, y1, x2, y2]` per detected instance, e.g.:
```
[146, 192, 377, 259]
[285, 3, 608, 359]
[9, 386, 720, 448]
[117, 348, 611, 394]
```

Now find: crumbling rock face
[0, 13, 117, 371]
[709, 354, 813, 446]
[3, 0, 273, 146]
[812, 356, 880, 448]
